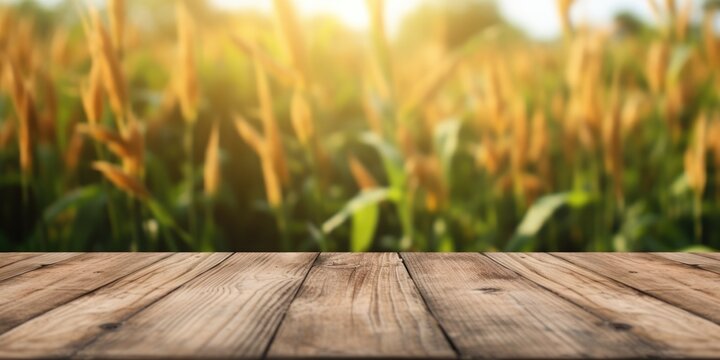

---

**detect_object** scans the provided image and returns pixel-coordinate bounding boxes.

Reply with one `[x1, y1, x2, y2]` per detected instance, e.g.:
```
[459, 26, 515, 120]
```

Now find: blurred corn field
[1, 0, 719, 251]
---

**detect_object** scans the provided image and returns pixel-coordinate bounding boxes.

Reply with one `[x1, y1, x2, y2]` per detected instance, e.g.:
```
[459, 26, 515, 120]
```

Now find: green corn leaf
[667, 45, 692, 87]
[323, 188, 393, 235]
[43, 185, 102, 223]
[433, 118, 461, 182]
[516, 193, 570, 237]
[351, 202, 379, 252]
[361, 133, 405, 190]
[506, 191, 592, 251]
[147, 199, 193, 247]
[67, 195, 106, 250]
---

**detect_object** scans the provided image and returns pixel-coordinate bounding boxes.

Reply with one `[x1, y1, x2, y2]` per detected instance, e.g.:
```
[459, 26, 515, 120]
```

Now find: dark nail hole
[323, 263, 359, 269]
[99, 322, 120, 331]
[628, 271, 638, 274]
[475, 287, 501, 294]
[94, 271, 103, 274]
[610, 322, 632, 331]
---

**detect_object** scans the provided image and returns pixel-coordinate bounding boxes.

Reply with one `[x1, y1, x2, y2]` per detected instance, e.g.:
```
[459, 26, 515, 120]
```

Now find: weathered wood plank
[0, 253, 80, 283]
[0, 253, 40, 268]
[655, 253, 720, 275]
[0, 253, 230, 358]
[78, 253, 317, 359]
[554, 253, 720, 325]
[699, 253, 720, 261]
[268, 253, 455, 358]
[488, 253, 720, 357]
[401, 252, 657, 358]
[0, 253, 167, 335]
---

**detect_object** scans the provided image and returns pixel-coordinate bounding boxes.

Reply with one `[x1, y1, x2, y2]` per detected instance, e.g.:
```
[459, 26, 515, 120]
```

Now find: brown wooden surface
[487, 253, 720, 357]
[0, 253, 39, 268]
[654, 252, 720, 275]
[554, 253, 720, 325]
[0, 253, 230, 358]
[78, 253, 317, 359]
[0, 253, 166, 334]
[268, 253, 454, 358]
[0, 252, 718, 359]
[0, 252, 79, 283]
[402, 252, 655, 358]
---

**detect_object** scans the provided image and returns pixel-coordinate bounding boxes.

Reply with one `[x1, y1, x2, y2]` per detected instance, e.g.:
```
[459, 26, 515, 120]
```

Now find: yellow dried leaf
[176, 1, 198, 123]
[93, 161, 149, 199]
[108, 0, 124, 52]
[234, 114, 265, 155]
[204, 121, 221, 197]
[255, 61, 289, 185]
[290, 90, 314, 146]
[348, 155, 378, 190]
[272, 0, 307, 85]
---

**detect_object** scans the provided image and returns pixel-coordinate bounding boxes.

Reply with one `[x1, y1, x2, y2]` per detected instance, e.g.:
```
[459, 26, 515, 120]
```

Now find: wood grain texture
[654, 252, 720, 275]
[0, 253, 80, 283]
[488, 253, 720, 357]
[268, 253, 454, 358]
[0, 252, 166, 335]
[554, 253, 720, 325]
[700, 253, 720, 261]
[0, 253, 40, 268]
[401, 252, 657, 358]
[0, 252, 717, 359]
[0, 253, 230, 358]
[77, 252, 317, 359]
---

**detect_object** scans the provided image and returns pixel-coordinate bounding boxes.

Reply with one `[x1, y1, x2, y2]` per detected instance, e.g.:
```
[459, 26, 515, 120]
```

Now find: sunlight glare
[211, 0, 421, 35]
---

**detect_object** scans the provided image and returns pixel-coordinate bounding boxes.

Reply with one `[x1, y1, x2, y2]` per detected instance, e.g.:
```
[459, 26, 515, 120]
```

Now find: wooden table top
[0, 253, 718, 359]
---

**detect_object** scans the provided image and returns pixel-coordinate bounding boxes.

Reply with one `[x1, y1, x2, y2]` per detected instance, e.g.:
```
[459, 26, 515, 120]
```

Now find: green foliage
[0, 0, 718, 252]
[350, 202, 380, 252]
[506, 191, 593, 251]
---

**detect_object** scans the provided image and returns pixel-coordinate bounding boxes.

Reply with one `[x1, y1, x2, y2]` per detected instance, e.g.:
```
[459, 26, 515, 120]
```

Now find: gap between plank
[480, 253, 668, 353]
[649, 253, 720, 276]
[398, 252, 461, 359]
[260, 252, 321, 359]
[0, 253, 83, 285]
[0, 253, 173, 338]
[0, 253, 41, 269]
[695, 253, 720, 262]
[67, 252, 236, 358]
[548, 253, 720, 327]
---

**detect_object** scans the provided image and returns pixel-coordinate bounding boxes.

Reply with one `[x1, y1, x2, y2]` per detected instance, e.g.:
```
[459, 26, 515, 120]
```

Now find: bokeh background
[1, 0, 719, 252]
